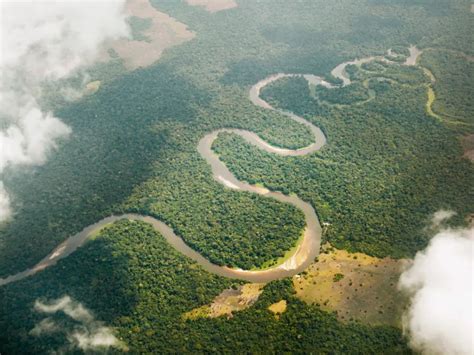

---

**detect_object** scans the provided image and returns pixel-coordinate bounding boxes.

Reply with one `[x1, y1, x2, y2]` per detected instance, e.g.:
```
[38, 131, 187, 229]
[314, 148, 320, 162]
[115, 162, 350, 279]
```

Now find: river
[0, 46, 422, 286]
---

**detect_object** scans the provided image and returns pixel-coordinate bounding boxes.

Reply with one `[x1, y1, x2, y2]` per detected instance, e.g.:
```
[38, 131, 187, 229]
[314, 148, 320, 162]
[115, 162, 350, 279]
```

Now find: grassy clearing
[293, 244, 407, 327]
[183, 283, 264, 319]
[268, 299, 287, 319]
[100, 0, 195, 70]
[186, 0, 237, 13]
[426, 87, 441, 120]
[426, 87, 474, 130]
[85, 80, 101, 95]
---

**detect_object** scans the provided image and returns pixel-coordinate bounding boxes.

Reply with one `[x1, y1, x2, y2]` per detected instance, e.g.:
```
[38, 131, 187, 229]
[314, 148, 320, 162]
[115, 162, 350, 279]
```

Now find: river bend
[0, 46, 422, 285]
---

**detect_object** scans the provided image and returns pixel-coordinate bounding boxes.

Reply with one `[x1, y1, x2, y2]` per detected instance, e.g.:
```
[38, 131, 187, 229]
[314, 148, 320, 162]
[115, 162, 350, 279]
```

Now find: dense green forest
[1, 0, 473, 352]
[2, 0, 472, 276]
[315, 82, 370, 105]
[220, 72, 473, 257]
[0, 221, 409, 353]
[419, 48, 474, 131]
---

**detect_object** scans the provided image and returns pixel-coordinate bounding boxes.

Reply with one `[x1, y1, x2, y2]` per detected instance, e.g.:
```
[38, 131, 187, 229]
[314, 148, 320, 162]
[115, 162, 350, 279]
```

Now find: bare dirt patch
[460, 134, 474, 162]
[186, 0, 237, 13]
[101, 0, 195, 70]
[293, 244, 407, 326]
[183, 283, 264, 319]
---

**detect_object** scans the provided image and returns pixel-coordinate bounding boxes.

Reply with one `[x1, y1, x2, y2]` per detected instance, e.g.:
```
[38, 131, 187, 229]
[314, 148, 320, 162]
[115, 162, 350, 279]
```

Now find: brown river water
[0, 46, 421, 286]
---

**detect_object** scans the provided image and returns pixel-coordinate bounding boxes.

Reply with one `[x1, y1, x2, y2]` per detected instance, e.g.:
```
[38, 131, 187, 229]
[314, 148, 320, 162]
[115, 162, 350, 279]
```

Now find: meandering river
[0, 46, 422, 286]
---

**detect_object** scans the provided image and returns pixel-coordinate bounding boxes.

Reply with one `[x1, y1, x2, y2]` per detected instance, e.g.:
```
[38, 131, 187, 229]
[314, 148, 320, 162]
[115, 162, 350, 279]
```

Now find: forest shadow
[0, 231, 139, 353]
[0, 63, 213, 277]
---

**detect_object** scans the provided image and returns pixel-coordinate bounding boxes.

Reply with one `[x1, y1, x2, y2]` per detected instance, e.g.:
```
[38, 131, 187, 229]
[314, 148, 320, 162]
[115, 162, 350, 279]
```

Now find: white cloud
[0, 182, 11, 221]
[0, 101, 71, 171]
[430, 209, 456, 229]
[0, 0, 130, 80]
[0, 0, 130, 222]
[32, 295, 126, 351]
[30, 318, 60, 336]
[69, 326, 123, 350]
[399, 217, 474, 355]
[35, 295, 93, 323]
